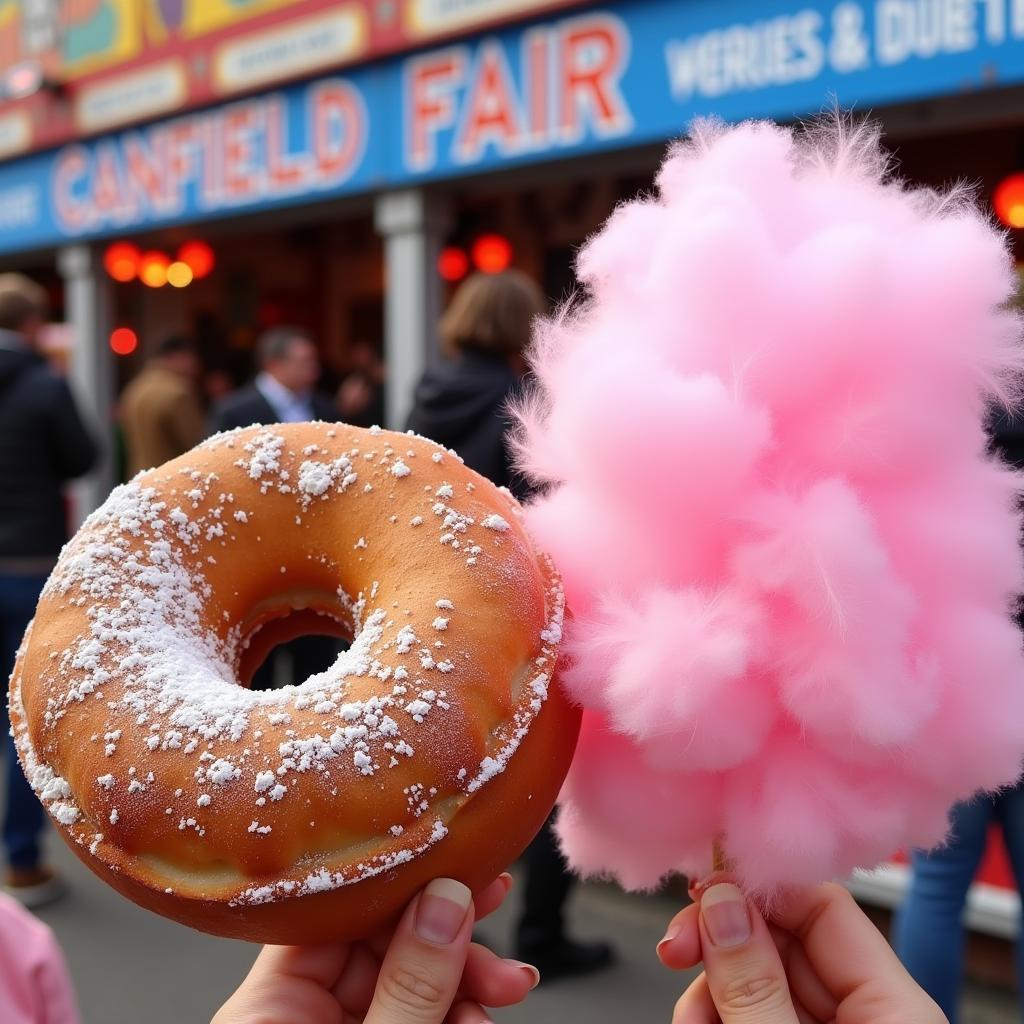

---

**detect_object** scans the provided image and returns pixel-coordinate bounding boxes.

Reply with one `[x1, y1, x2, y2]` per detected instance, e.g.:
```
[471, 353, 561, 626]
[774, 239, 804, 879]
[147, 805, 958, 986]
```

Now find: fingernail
[499, 871, 514, 891]
[655, 929, 679, 958]
[508, 960, 540, 989]
[415, 878, 472, 945]
[656, 922, 681, 957]
[701, 883, 751, 949]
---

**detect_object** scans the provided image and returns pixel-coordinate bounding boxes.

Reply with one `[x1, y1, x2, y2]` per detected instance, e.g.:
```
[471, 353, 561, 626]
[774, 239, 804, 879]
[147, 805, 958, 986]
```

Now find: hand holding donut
[658, 882, 947, 1023]
[214, 874, 538, 1024]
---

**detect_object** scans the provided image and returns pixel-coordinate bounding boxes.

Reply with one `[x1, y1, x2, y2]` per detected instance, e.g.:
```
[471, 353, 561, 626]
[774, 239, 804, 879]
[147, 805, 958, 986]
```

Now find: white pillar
[374, 189, 450, 430]
[58, 243, 115, 524]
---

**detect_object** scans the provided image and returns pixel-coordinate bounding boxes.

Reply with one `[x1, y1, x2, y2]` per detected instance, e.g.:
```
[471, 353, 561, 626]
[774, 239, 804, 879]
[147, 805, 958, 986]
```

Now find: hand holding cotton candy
[515, 118, 1024, 895]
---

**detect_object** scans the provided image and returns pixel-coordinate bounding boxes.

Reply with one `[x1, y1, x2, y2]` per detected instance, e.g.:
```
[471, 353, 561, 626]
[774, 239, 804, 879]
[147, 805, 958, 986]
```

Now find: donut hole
[239, 604, 353, 689]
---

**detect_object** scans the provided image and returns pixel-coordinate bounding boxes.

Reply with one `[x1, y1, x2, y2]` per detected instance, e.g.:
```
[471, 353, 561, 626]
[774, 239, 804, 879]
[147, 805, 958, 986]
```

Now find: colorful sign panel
[0, 0, 308, 80]
[1, 0, 1023, 254]
[0, 0, 588, 154]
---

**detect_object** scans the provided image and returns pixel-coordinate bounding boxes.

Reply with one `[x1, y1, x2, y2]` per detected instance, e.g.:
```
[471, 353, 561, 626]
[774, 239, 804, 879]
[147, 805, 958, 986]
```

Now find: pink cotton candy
[515, 117, 1024, 896]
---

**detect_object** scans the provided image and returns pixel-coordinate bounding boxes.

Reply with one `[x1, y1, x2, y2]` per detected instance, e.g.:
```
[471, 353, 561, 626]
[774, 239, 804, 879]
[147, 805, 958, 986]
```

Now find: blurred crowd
[0, 264, 1022, 1024]
[0, 267, 614, 1023]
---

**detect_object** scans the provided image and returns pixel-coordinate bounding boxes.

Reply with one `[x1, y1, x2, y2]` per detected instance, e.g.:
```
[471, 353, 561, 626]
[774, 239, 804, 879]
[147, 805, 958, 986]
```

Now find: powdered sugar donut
[9, 423, 576, 943]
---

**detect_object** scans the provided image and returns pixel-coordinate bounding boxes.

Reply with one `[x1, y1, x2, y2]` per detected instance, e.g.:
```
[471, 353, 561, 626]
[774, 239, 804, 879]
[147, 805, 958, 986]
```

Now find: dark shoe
[516, 938, 615, 984]
[4, 865, 65, 909]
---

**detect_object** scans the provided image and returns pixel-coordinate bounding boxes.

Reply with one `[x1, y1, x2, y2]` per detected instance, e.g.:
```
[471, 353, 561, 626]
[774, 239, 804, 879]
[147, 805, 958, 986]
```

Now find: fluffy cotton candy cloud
[518, 117, 1024, 896]
[563, 587, 774, 771]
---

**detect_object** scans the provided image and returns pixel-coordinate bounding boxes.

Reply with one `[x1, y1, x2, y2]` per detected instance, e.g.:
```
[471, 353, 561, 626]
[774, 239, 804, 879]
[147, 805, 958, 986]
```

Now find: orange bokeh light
[109, 328, 138, 356]
[438, 246, 470, 282]
[994, 174, 1024, 229]
[103, 241, 141, 283]
[166, 261, 194, 288]
[139, 251, 170, 288]
[471, 234, 513, 274]
[178, 240, 215, 279]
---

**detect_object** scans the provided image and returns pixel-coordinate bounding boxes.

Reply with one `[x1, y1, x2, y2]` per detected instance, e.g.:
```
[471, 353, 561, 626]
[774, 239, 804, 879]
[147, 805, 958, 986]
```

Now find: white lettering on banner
[830, 2, 872, 71]
[75, 62, 186, 133]
[666, 11, 826, 100]
[407, 0, 561, 36]
[982, 0, 1006, 42]
[213, 10, 367, 95]
[405, 12, 632, 172]
[666, 0, 1024, 101]
[52, 80, 366, 234]
[873, 0, 1024, 65]
[0, 184, 39, 230]
[877, 0, 977, 64]
[0, 112, 31, 159]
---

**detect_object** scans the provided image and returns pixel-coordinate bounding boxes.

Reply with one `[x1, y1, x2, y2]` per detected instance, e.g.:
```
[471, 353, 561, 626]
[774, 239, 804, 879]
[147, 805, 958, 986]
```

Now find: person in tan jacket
[119, 335, 205, 478]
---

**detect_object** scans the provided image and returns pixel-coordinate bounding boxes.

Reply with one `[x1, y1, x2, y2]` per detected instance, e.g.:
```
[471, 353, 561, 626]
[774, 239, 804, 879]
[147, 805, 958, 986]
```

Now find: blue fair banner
[1, 0, 1022, 254]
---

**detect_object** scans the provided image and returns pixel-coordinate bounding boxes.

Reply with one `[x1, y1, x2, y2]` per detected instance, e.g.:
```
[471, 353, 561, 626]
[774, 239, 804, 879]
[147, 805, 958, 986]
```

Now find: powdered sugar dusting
[11, 422, 565, 912]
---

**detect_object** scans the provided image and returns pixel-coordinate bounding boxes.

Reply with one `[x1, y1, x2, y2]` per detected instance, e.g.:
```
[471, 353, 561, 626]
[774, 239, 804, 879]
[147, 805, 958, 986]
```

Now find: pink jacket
[0, 894, 79, 1024]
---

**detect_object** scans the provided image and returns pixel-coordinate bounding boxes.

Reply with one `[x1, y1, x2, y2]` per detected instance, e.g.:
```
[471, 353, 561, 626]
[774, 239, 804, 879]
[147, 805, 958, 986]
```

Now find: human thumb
[365, 878, 474, 1024]
[693, 883, 799, 1024]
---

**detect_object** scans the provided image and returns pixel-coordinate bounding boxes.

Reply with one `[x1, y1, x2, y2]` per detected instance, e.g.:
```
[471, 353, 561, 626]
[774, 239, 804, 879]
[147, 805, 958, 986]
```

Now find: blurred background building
[0, 0, 1022, 952]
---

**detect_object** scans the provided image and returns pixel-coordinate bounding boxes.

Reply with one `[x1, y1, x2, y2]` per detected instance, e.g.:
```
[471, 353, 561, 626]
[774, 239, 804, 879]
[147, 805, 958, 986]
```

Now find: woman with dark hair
[407, 270, 614, 982]
[407, 270, 539, 498]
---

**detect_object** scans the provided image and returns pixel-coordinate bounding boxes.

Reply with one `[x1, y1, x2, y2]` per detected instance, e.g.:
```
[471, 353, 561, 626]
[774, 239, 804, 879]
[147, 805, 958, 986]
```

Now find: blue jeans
[0, 574, 47, 871]
[893, 787, 1024, 1023]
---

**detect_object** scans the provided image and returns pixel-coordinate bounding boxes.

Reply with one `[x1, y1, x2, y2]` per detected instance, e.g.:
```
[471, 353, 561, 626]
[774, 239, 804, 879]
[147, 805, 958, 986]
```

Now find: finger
[472, 874, 514, 922]
[793, 1001, 818, 1024]
[770, 884, 939, 1010]
[658, 904, 702, 969]
[365, 873, 514, 964]
[213, 945, 352, 1024]
[770, 883, 946, 1021]
[248, 943, 352, 990]
[459, 943, 539, 1007]
[698, 883, 799, 1024]
[365, 878, 474, 1024]
[445, 999, 493, 1024]
[770, 883, 900, 996]
[780, 939, 839, 1022]
[332, 942, 383, 1017]
[671, 972, 718, 1024]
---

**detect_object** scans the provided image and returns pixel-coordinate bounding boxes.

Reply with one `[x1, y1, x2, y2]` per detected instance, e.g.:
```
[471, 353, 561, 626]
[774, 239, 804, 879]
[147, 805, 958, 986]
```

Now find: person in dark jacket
[407, 274, 534, 498]
[211, 326, 339, 690]
[0, 274, 97, 907]
[211, 326, 337, 433]
[407, 270, 614, 982]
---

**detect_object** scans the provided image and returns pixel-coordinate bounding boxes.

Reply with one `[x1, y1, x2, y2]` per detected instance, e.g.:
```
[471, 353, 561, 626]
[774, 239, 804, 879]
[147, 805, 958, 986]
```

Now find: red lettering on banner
[455, 42, 523, 162]
[312, 82, 364, 182]
[559, 17, 631, 141]
[403, 14, 632, 172]
[92, 144, 129, 222]
[164, 121, 199, 214]
[407, 50, 465, 171]
[197, 115, 221, 207]
[525, 29, 550, 141]
[123, 135, 168, 213]
[223, 106, 262, 199]
[53, 147, 94, 232]
[266, 96, 307, 190]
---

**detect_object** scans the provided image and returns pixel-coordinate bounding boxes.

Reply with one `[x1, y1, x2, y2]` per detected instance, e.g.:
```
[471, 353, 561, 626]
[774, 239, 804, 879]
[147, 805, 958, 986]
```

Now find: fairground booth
[0, 0, 1023, 933]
